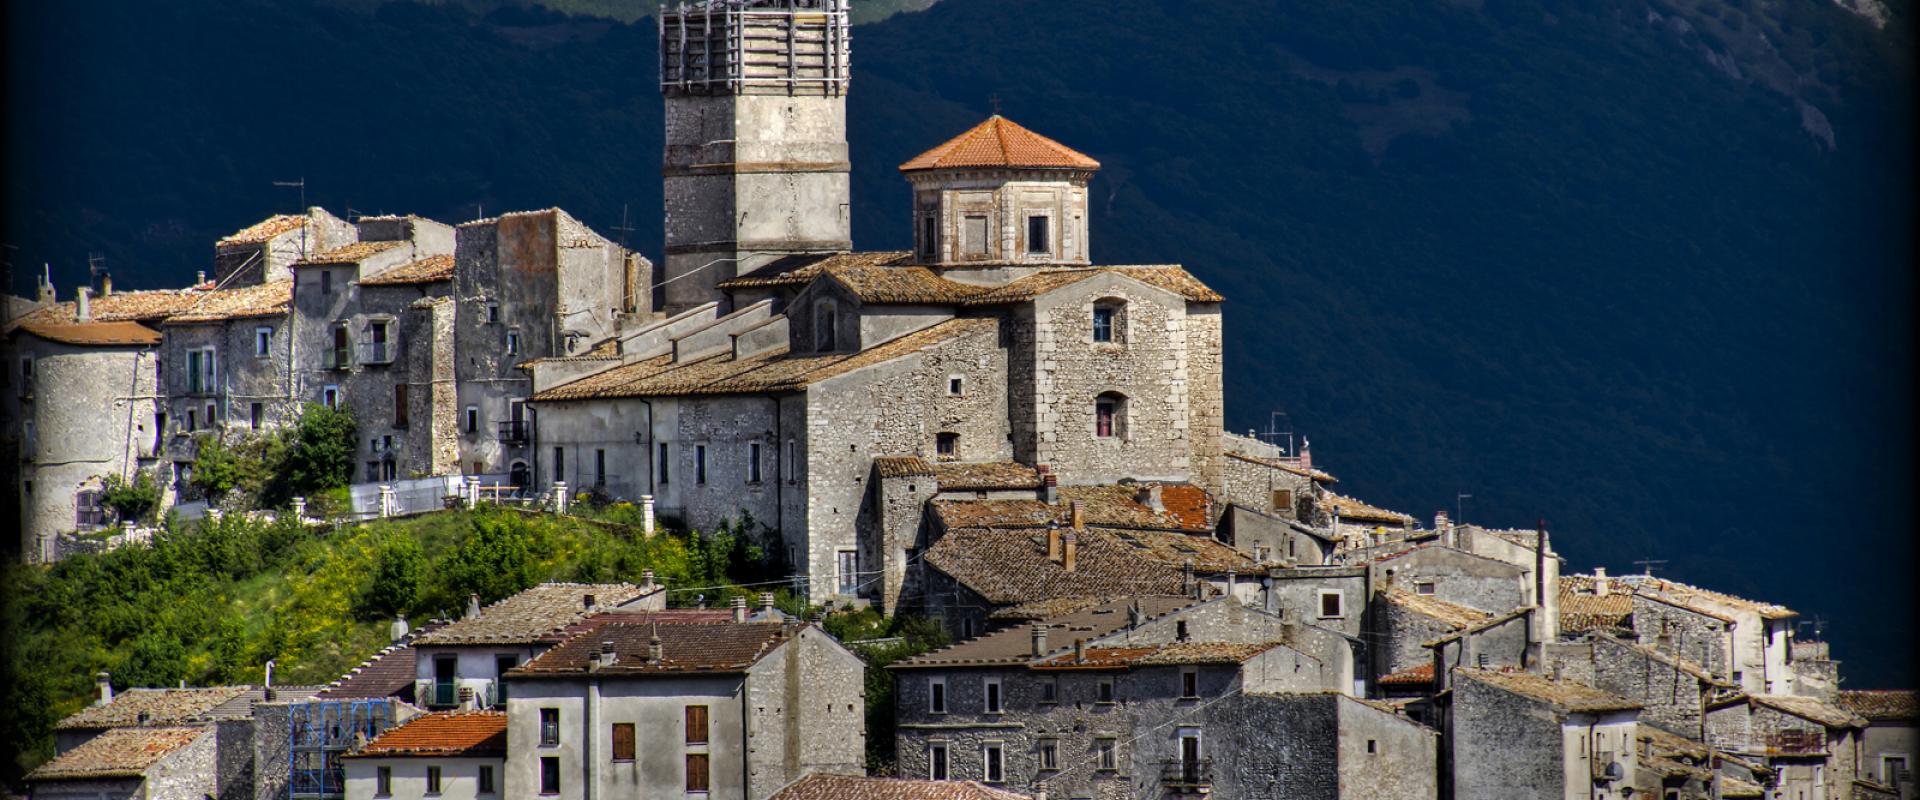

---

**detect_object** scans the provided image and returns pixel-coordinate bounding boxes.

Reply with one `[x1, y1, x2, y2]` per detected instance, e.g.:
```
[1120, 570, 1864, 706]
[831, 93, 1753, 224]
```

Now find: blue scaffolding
[288, 700, 397, 799]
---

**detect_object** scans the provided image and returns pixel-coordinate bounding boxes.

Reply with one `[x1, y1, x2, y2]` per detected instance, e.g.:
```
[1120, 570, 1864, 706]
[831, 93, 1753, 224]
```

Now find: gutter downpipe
[586, 675, 598, 800]
[640, 398, 655, 496]
[741, 671, 752, 799]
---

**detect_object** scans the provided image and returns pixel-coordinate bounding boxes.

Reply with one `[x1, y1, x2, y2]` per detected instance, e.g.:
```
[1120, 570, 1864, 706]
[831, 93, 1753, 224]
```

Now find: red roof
[1378, 662, 1436, 687]
[348, 712, 507, 759]
[900, 116, 1100, 172]
[14, 320, 161, 346]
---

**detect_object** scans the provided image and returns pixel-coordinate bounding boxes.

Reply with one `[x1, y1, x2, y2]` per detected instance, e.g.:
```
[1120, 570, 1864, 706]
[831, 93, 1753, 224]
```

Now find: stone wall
[1630, 595, 1734, 679]
[1586, 635, 1711, 738]
[13, 336, 160, 562]
[1369, 545, 1528, 616]
[1377, 598, 1461, 676]
[1451, 673, 1567, 800]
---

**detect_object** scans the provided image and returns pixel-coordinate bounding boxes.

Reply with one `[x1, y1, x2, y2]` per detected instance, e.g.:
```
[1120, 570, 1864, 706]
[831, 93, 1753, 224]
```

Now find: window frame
[477, 765, 494, 794]
[539, 708, 560, 746]
[255, 326, 273, 358]
[1026, 214, 1050, 255]
[393, 384, 409, 428]
[685, 705, 710, 745]
[929, 676, 947, 714]
[962, 214, 990, 257]
[928, 741, 950, 780]
[464, 405, 479, 434]
[322, 385, 340, 409]
[1095, 392, 1126, 440]
[837, 548, 860, 596]
[1039, 675, 1058, 704]
[375, 765, 392, 797]
[695, 444, 707, 484]
[936, 432, 960, 459]
[250, 402, 264, 431]
[1097, 676, 1116, 703]
[1096, 737, 1119, 771]
[1039, 738, 1059, 771]
[1092, 304, 1116, 344]
[612, 722, 636, 762]
[1181, 667, 1200, 699]
[983, 675, 1003, 714]
[982, 741, 1006, 783]
[539, 756, 560, 795]
[425, 765, 441, 794]
[1318, 589, 1346, 619]
[685, 752, 710, 794]
[747, 442, 763, 483]
[658, 442, 670, 484]
[553, 446, 565, 483]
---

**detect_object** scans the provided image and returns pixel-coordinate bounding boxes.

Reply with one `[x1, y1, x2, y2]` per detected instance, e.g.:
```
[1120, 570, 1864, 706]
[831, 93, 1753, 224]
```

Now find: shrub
[359, 535, 426, 619]
[99, 469, 163, 524]
[281, 403, 357, 497]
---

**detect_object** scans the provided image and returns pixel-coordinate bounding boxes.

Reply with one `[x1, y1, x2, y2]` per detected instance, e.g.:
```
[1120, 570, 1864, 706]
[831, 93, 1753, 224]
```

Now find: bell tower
[658, 0, 853, 314]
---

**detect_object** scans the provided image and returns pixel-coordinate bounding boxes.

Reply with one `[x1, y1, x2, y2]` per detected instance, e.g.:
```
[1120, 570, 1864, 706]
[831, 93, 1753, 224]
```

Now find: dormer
[899, 116, 1098, 274]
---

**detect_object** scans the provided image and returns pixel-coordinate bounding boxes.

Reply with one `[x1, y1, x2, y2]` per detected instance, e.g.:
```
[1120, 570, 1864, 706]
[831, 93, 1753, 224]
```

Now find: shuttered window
[686, 753, 710, 793]
[686, 705, 710, 744]
[611, 723, 635, 762]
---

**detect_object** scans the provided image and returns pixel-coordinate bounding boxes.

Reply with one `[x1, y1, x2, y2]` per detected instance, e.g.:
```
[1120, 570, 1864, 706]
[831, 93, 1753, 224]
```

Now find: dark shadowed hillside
[2, 0, 1912, 684]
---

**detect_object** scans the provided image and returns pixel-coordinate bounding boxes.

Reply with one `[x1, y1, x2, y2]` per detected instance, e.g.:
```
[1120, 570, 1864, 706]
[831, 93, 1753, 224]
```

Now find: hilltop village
[4, 1, 1915, 799]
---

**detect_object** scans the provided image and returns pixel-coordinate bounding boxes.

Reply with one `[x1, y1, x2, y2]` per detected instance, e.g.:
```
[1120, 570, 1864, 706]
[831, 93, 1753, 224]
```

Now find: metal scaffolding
[288, 700, 397, 799]
[660, 0, 851, 96]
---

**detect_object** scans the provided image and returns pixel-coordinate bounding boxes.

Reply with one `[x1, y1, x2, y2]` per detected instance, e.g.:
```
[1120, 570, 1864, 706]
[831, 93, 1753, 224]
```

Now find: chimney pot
[647, 623, 664, 664]
[96, 672, 113, 706]
[1047, 522, 1062, 562]
[1074, 638, 1086, 662]
[732, 595, 748, 623]
[75, 287, 91, 323]
[760, 592, 776, 616]
[100, 273, 112, 297]
[195, 270, 207, 286]
[1070, 500, 1085, 531]
[1062, 531, 1078, 573]
[466, 593, 482, 619]
[1043, 474, 1059, 505]
[1030, 623, 1048, 657]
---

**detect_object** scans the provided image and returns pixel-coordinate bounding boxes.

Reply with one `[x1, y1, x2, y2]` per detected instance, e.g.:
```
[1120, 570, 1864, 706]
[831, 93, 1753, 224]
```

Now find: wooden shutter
[686, 753, 710, 792]
[611, 723, 635, 761]
[685, 705, 709, 744]
[394, 384, 408, 427]
[1272, 489, 1293, 512]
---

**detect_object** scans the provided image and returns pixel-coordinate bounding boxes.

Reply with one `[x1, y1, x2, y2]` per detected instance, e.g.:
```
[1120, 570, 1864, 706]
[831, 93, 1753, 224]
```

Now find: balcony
[423, 680, 494, 710]
[359, 340, 395, 366]
[1765, 730, 1826, 755]
[497, 420, 529, 445]
[1161, 759, 1213, 794]
[324, 348, 352, 370]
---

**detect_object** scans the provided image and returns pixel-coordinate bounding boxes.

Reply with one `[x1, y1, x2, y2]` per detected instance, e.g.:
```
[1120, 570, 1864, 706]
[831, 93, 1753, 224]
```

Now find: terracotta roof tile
[533, 318, 996, 401]
[55, 687, 252, 730]
[27, 727, 205, 781]
[1838, 689, 1920, 721]
[509, 621, 793, 677]
[1384, 588, 1492, 629]
[6, 290, 201, 331]
[718, 251, 914, 290]
[414, 583, 646, 646]
[900, 116, 1100, 172]
[773, 773, 1032, 800]
[13, 320, 162, 346]
[1317, 491, 1414, 525]
[347, 711, 507, 759]
[874, 456, 935, 479]
[1033, 641, 1283, 669]
[923, 522, 1248, 607]
[316, 621, 447, 700]
[1624, 576, 1795, 620]
[931, 461, 1041, 491]
[162, 281, 292, 323]
[1714, 693, 1867, 729]
[218, 214, 307, 245]
[1457, 668, 1642, 713]
[932, 484, 1212, 534]
[294, 240, 403, 266]
[1558, 575, 1635, 634]
[959, 266, 1223, 305]
[826, 263, 983, 304]
[1378, 662, 1436, 687]
[358, 255, 455, 286]
[1225, 451, 1337, 483]
[987, 596, 1120, 621]
[894, 597, 1197, 669]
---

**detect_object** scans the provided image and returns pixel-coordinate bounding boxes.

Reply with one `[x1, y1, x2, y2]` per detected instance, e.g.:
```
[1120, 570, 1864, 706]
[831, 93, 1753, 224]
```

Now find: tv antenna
[274, 177, 309, 256]
[1455, 492, 1471, 525]
[1258, 411, 1295, 457]
[1797, 614, 1827, 640]
[87, 252, 107, 284]
[1632, 558, 1668, 577]
[613, 203, 639, 250]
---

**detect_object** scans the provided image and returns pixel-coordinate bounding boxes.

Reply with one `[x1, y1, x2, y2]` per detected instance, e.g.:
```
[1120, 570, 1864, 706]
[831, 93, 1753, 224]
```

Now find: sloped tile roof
[346, 711, 506, 759]
[1457, 668, 1641, 713]
[218, 214, 307, 245]
[6, 290, 201, 331]
[1717, 693, 1867, 729]
[959, 266, 1223, 305]
[1318, 491, 1415, 525]
[718, 251, 914, 289]
[1034, 640, 1284, 668]
[923, 522, 1249, 607]
[900, 116, 1100, 172]
[13, 320, 162, 346]
[1225, 450, 1338, 482]
[162, 280, 292, 323]
[932, 484, 1212, 534]
[894, 596, 1196, 669]
[414, 583, 645, 646]
[874, 456, 935, 478]
[1559, 575, 1635, 633]
[1838, 689, 1920, 722]
[532, 318, 996, 401]
[316, 621, 446, 700]
[773, 773, 1032, 800]
[1377, 662, 1436, 687]
[27, 727, 205, 781]
[55, 687, 252, 730]
[1641, 725, 1711, 762]
[826, 263, 983, 304]
[358, 255, 455, 286]
[294, 240, 403, 266]
[1384, 588, 1492, 629]
[932, 461, 1042, 491]
[509, 621, 792, 677]
[987, 595, 1119, 621]
[1624, 576, 1795, 620]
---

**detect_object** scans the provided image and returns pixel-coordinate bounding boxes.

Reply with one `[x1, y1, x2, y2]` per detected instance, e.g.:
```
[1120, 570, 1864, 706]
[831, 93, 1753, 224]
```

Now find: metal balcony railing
[1161, 758, 1213, 792]
[1766, 730, 1826, 755]
[359, 341, 395, 365]
[497, 420, 528, 445]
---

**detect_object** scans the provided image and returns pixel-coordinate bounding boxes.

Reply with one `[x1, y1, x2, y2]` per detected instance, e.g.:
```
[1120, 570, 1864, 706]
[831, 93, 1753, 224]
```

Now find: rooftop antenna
[1632, 558, 1668, 577]
[613, 203, 639, 250]
[87, 252, 106, 288]
[989, 93, 1003, 116]
[1259, 411, 1294, 457]
[1455, 492, 1471, 525]
[1797, 614, 1827, 640]
[273, 177, 308, 257]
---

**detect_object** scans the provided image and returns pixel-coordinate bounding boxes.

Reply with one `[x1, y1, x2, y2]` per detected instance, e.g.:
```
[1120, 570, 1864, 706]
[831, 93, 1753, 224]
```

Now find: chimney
[760, 592, 776, 617]
[466, 593, 482, 619]
[1434, 510, 1449, 531]
[1074, 638, 1086, 662]
[1047, 522, 1062, 562]
[96, 672, 113, 706]
[599, 641, 618, 668]
[1593, 568, 1610, 597]
[642, 569, 657, 592]
[1135, 484, 1164, 513]
[75, 287, 91, 323]
[1062, 532, 1078, 573]
[732, 595, 749, 623]
[265, 659, 275, 689]
[1298, 438, 1312, 470]
[1182, 559, 1196, 596]
[390, 615, 409, 643]
[1043, 473, 1058, 505]
[1031, 623, 1048, 657]
[641, 495, 657, 536]
[647, 622, 664, 664]
[100, 273, 112, 297]
[195, 270, 207, 286]
[583, 593, 597, 613]
[1070, 500, 1085, 531]
[37, 266, 55, 304]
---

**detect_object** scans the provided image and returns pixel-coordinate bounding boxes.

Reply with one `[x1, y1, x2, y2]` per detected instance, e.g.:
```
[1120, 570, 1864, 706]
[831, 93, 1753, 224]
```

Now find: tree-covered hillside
[2, 0, 1911, 687]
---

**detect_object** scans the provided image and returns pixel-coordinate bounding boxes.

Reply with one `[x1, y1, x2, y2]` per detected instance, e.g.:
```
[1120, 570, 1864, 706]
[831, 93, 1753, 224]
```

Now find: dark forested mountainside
[2, 0, 1911, 683]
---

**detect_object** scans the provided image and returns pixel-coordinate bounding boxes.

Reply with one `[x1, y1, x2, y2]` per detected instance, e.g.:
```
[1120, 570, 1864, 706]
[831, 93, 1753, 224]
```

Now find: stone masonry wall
[15, 338, 159, 561]
[1452, 674, 1567, 800]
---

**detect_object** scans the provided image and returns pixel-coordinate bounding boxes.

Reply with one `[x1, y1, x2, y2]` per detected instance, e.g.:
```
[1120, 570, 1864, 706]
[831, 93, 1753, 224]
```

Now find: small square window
[1319, 590, 1345, 619]
[612, 722, 635, 761]
[539, 756, 560, 794]
[1097, 738, 1118, 770]
[486, 302, 500, 323]
[1415, 581, 1437, 596]
[1097, 676, 1115, 703]
[948, 376, 964, 395]
[1181, 668, 1199, 699]
[936, 432, 959, 459]
[1040, 675, 1058, 703]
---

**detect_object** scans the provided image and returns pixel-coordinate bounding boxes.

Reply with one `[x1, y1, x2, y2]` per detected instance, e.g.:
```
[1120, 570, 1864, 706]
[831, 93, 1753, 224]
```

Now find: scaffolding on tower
[659, 0, 851, 96]
[288, 700, 398, 799]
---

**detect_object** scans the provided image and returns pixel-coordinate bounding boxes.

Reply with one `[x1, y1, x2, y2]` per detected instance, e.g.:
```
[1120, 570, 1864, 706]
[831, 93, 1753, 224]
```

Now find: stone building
[1839, 690, 1919, 799]
[1704, 692, 1867, 800]
[1543, 633, 1732, 740]
[25, 726, 220, 800]
[341, 711, 507, 800]
[48, 676, 317, 800]
[769, 773, 1031, 799]
[409, 582, 659, 712]
[1448, 668, 1643, 800]
[500, 618, 864, 800]
[889, 596, 1432, 799]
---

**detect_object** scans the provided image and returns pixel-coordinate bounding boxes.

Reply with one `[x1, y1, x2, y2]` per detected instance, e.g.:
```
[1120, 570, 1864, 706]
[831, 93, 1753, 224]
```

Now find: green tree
[98, 469, 162, 524]
[188, 434, 246, 501]
[360, 534, 426, 619]
[282, 403, 357, 497]
[436, 512, 545, 608]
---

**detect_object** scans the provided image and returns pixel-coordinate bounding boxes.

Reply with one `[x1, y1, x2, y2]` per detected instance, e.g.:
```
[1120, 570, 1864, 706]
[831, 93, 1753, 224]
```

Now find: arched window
[1092, 298, 1125, 345]
[816, 300, 839, 352]
[1095, 392, 1127, 439]
[508, 461, 530, 489]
